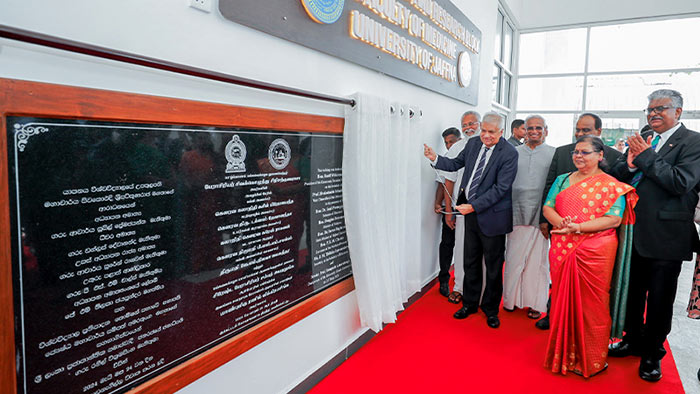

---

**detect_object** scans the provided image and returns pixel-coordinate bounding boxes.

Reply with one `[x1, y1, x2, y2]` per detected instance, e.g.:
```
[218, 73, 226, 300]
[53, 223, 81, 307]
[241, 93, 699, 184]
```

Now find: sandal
[448, 291, 462, 304]
[527, 308, 541, 319]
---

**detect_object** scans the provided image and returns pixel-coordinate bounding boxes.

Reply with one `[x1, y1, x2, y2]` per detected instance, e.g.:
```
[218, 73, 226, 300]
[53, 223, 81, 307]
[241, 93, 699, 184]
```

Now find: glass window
[600, 118, 640, 147]
[495, 11, 503, 63]
[586, 72, 700, 111]
[588, 18, 700, 72]
[682, 119, 700, 131]
[492, 66, 502, 103]
[518, 28, 587, 75]
[518, 113, 576, 147]
[517, 76, 584, 111]
[492, 8, 516, 109]
[504, 23, 514, 69]
[514, 18, 700, 143]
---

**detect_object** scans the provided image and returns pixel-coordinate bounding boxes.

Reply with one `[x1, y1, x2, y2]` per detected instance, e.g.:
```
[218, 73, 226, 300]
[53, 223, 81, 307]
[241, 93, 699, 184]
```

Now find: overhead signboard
[220, 0, 482, 105]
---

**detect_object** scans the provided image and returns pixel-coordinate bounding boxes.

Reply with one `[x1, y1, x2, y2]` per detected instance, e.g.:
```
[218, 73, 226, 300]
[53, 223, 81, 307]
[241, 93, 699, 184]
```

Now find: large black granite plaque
[7, 117, 351, 394]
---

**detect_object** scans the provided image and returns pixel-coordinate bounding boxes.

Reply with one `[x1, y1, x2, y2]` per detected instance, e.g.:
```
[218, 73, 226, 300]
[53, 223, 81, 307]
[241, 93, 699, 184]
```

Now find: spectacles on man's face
[463, 121, 480, 127]
[526, 126, 544, 131]
[644, 106, 674, 115]
[570, 150, 598, 156]
[575, 127, 593, 134]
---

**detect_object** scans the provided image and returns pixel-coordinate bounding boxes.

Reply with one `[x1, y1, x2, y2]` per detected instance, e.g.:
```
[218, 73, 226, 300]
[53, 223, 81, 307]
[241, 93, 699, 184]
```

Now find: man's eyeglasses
[575, 127, 593, 134]
[463, 121, 480, 127]
[644, 106, 673, 115]
[570, 150, 598, 156]
[526, 126, 544, 131]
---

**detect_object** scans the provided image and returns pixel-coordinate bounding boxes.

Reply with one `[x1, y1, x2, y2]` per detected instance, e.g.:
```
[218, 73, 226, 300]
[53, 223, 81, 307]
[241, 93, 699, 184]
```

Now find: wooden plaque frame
[0, 78, 354, 394]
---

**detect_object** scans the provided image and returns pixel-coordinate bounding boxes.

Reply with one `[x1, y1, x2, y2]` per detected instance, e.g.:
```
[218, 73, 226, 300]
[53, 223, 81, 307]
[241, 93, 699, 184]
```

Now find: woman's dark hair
[575, 135, 608, 171]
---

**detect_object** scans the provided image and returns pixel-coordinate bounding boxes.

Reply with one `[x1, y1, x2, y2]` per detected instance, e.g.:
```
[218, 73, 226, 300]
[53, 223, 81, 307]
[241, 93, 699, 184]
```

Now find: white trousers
[452, 215, 465, 293]
[503, 225, 550, 312]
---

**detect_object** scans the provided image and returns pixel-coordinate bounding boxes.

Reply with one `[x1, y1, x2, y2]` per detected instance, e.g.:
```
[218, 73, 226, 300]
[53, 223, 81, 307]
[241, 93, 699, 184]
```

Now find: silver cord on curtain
[431, 165, 456, 214]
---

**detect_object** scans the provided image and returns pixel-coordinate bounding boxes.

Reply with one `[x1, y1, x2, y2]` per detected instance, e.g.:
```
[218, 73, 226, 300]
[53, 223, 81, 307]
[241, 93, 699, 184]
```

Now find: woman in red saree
[542, 136, 638, 378]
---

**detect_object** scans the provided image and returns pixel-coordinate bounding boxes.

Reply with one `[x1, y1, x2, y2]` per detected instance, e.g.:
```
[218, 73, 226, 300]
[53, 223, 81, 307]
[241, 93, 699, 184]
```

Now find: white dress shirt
[652, 122, 682, 152]
[629, 122, 682, 172]
[463, 144, 495, 199]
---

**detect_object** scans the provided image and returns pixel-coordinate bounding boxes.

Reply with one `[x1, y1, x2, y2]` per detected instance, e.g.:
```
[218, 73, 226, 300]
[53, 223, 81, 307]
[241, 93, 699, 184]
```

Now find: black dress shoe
[639, 358, 662, 382]
[503, 306, 515, 312]
[453, 306, 478, 319]
[535, 316, 549, 330]
[439, 282, 450, 297]
[608, 341, 640, 358]
[486, 315, 500, 328]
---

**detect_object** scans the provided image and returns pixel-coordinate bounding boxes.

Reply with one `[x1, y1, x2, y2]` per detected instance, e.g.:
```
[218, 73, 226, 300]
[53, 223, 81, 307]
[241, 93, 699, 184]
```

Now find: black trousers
[623, 246, 683, 360]
[438, 216, 456, 285]
[462, 212, 505, 316]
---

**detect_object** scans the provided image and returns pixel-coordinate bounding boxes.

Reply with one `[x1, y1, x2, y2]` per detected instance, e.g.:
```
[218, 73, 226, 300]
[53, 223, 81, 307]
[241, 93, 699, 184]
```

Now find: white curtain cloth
[342, 93, 421, 332]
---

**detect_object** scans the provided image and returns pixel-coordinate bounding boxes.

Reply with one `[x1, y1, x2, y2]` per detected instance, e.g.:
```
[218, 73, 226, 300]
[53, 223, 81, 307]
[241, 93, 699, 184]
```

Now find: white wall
[0, 0, 500, 392]
[511, 0, 700, 30]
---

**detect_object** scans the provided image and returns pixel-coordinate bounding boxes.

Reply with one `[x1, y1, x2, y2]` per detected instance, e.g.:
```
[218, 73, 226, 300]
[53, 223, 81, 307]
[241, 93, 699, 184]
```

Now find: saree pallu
[688, 255, 700, 319]
[544, 173, 637, 377]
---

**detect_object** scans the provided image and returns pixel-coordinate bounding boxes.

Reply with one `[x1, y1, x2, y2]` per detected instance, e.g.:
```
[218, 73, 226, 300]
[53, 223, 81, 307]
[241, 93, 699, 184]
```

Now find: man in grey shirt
[503, 115, 555, 319]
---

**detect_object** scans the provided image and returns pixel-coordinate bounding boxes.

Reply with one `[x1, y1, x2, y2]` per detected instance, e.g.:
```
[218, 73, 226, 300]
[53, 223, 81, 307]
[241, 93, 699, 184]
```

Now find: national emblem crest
[225, 134, 247, 173]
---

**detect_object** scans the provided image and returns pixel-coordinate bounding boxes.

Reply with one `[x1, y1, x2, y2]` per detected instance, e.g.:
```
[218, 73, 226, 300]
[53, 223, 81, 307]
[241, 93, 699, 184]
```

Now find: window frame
[514, 14, 700, 146]
[492, 3, 519, 133]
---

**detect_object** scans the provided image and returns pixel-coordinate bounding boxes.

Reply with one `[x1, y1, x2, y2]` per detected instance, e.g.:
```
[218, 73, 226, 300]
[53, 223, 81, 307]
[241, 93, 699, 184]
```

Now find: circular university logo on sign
[268, 138, 292, 170]
[457, 51, 473, 88]
[301, 0, 344, 24]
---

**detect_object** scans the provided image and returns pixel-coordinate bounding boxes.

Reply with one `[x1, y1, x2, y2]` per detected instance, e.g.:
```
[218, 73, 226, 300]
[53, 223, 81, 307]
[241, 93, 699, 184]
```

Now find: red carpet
[310, 281, 684, 394]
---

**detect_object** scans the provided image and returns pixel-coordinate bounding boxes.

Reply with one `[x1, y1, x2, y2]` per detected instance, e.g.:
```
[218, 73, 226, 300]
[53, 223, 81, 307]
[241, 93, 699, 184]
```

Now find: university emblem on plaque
[268, 138, 291, 170]
[301, 0, 344, 24]
[457, 51, 473, 88]
[225, 134, 247, 173]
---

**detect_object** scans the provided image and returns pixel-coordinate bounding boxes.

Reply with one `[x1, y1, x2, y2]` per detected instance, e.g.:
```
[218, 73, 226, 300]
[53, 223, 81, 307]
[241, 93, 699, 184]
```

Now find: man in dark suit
[424, 112, 518, 329]
[608, 89, 700, 382]
[534, 112, 622, 330]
